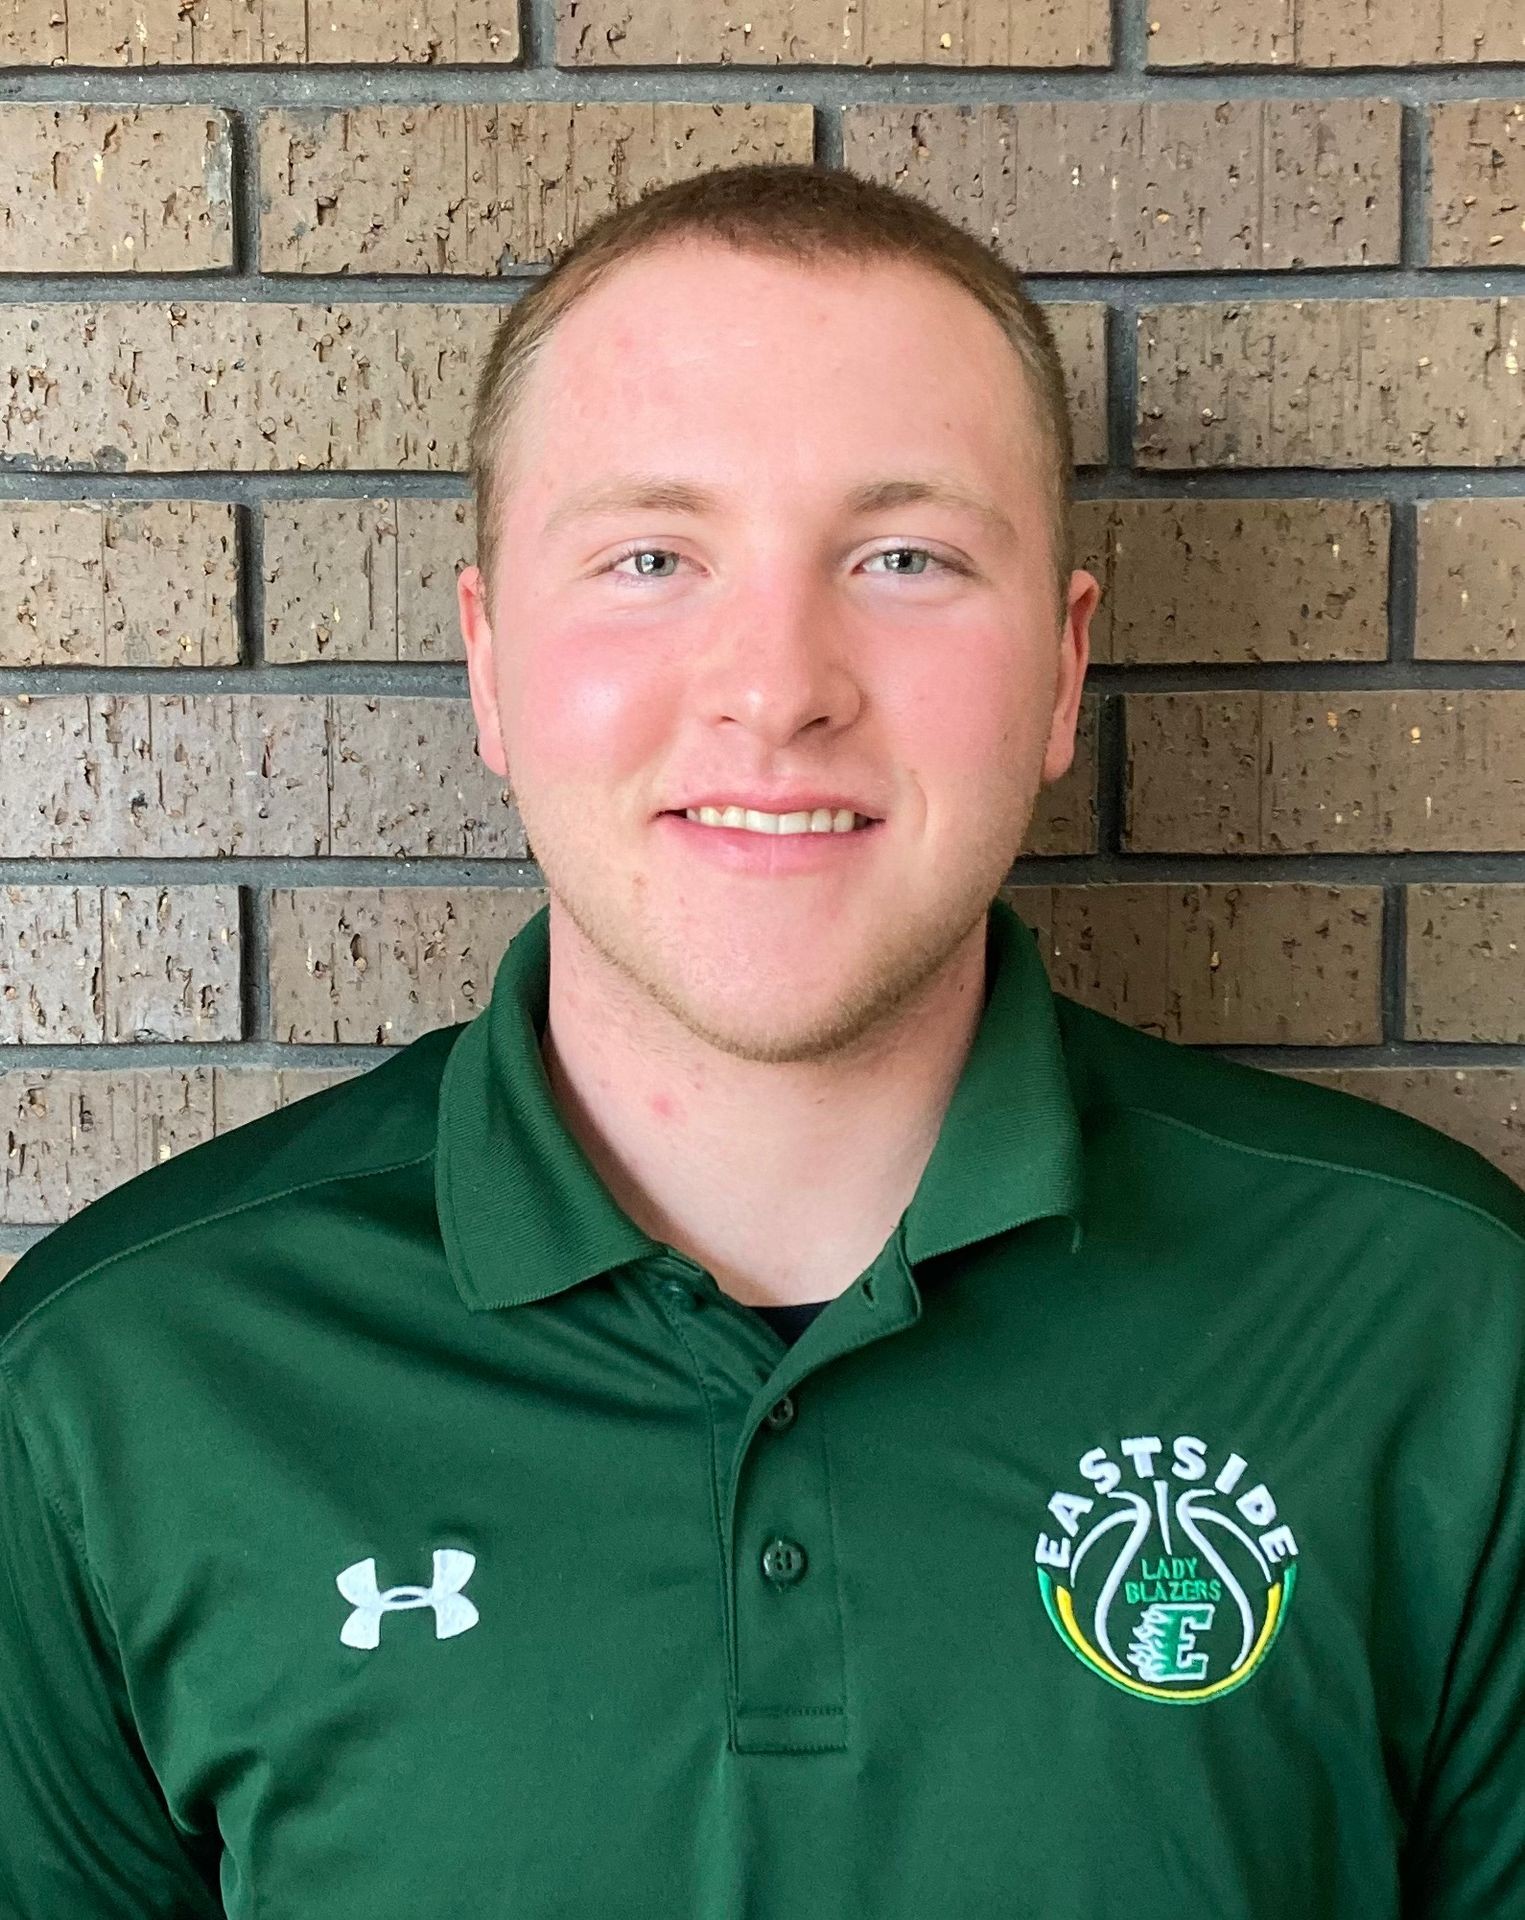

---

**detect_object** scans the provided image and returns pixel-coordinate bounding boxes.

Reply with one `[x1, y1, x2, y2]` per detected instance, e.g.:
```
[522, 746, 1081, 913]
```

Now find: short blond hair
[467, 161, 1076, 622]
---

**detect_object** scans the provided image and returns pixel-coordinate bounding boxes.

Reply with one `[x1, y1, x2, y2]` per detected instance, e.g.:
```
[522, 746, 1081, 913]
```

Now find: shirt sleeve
[1401, 1256, 1525, 1917]
[0, 1368, 223, 1919]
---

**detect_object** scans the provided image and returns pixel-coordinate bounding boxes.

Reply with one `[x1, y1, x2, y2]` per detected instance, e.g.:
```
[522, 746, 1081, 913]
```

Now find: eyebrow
[542, 473, 1017, 543]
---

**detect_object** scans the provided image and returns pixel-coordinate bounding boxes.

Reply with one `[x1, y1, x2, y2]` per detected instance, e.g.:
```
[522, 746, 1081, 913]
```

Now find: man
[2, 162, 1523, 1919]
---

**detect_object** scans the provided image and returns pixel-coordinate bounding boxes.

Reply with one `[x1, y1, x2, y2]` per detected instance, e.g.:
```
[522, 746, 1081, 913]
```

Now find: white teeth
[684, 806, 869, 835]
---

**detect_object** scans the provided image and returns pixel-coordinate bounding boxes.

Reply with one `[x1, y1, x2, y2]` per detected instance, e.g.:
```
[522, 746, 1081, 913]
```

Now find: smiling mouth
[662, 808, 881, 835]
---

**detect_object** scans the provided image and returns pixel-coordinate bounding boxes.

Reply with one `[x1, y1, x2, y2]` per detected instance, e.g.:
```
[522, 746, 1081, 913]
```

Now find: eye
[609, 545, 684, 580]
[862, 545, 966, 578]
[603, 541, 968, 576]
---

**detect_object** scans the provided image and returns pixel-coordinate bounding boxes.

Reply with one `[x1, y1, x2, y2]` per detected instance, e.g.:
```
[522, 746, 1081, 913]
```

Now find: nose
[692, 576, 863, 748]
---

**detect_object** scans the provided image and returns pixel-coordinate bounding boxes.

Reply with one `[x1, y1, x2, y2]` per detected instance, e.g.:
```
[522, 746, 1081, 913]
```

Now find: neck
[538, 906, 990, 1308]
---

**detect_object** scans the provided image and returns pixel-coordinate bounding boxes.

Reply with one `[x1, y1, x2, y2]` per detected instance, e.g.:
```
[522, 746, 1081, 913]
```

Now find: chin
[667, 999, 870, 1068]
[653, 954, 921, 1067]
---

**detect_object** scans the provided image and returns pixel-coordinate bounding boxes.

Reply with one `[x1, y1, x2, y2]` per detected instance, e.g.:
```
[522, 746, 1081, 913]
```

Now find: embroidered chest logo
[336, 1550, 479, 1650]
[1034, 1435, 1298, 1705]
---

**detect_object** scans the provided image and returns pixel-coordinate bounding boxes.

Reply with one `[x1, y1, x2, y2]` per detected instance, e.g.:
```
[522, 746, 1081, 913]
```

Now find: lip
[656, 810, 885, 875]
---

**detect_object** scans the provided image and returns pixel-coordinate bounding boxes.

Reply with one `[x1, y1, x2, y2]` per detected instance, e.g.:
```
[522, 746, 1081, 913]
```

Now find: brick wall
[2, 1, 1524, 1274]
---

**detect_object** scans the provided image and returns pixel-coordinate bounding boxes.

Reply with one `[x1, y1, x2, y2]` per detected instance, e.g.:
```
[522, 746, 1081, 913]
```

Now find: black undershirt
[749, 1300, 831, 1346]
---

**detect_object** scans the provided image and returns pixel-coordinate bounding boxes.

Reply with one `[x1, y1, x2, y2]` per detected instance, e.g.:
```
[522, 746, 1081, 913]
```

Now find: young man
[2, 163, 1523, 1918]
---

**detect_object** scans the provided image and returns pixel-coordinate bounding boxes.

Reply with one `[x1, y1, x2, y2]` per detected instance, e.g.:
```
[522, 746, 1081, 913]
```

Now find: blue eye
[864, 546, 959, 577]
[608, 544, 964, 580]
[610, 547, 682, 579]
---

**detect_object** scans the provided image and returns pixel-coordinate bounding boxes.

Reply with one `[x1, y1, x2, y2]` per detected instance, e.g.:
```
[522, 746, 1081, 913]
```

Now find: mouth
[660, 807, 882, 836]
[655, 809, 886, 872]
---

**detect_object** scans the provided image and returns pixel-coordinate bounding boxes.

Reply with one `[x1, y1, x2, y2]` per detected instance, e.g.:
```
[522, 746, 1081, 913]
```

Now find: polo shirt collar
[902, 896, 1085, 1268]
[435, 895, 1084, 1312]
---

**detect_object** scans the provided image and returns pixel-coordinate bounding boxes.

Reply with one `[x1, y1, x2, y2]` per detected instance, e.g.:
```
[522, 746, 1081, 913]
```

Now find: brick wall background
[2, 0, 1524, 1275]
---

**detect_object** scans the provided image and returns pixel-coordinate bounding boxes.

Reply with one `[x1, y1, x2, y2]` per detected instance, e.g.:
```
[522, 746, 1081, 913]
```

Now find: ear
[459, 562, 509, 780]
[1040, 568, 1100, 785]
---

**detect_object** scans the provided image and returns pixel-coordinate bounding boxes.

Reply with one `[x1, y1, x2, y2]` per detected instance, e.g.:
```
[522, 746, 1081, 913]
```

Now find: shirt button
[764, 1395, 796, 1432]
[661, 1277, 690, 1304]
[761, 1537, 808, 1587]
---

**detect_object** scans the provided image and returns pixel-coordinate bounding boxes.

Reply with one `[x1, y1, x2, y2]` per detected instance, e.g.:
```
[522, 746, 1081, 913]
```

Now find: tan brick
[1136, 300, 1525, 467]
[0, 696, 525, 858]
[0, 106, 231, 272]
[104, 887, 242, 1041]
[1147, 0, 1523, 67]
[1078, 498, 1389, 664]
[211, 1065, 364, 1134]
[0, 501, 239, 667]
[328, 698, 526, 857]
[0, 1251, 21, 1281]
[844, 100, 1398, 273]
[0, 1066, 360, 1226]
[1288, 1069, 1525, 1187]
[1430, 102, 1525, 267]
[1145, 0, 1294, 66]
[264, 498, 472, 663]
[1415, 499, 1525, 660]
[1125, 695, 1262, 853]
[1407, 885, 1525, 1042]
[2, 1069, 218, 1224]
[0, 694, 326, 857]
[0, 885, 239, 1043]
[1025, 699, 1098, 856]
[1308, 0, 1521, 64]
[1043, 304, 1108, 467]
[394, 501, 474, 662]
[0, 887, 104, 1043]
[269, 886, 547, 1043]
[1002, 882, 1382, 1044]
[1127, 691, 1525, 853]
[260, 103, 814, 273]
[557, 0, 1109, 68]
[0, 303, 500, 470]
[1, 0, 519, 64]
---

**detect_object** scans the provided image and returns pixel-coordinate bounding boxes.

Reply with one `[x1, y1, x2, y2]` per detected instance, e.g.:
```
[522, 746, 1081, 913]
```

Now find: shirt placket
[644, 1230, 921, 1757]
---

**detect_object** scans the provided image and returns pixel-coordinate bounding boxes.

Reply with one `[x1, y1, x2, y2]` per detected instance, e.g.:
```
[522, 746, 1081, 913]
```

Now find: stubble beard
[524, 778, 1040, 1069]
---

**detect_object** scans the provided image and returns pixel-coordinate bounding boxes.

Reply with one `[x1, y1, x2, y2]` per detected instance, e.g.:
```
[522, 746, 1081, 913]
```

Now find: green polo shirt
[3, 896, 1525, 1919]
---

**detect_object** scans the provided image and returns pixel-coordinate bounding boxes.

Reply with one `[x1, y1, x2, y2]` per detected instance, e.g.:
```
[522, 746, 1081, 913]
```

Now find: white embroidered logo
[336, 1549, 479, 1650]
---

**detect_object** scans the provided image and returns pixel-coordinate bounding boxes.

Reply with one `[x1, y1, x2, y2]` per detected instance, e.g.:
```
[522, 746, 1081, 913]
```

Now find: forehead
[509, 242, 1044, 504]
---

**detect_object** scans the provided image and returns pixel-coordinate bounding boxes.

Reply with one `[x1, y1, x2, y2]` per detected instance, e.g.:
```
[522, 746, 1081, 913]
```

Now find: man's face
[459, 241, 1097, 1067]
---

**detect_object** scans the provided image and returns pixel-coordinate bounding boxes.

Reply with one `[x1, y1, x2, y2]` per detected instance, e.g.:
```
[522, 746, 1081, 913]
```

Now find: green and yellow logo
[1035, 1434, 1298, 1706]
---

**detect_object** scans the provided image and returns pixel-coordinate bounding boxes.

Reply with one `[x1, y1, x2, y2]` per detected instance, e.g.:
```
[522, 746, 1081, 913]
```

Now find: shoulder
[0, 1022, 464, 1363]
[1057, 994, 1525, 1256]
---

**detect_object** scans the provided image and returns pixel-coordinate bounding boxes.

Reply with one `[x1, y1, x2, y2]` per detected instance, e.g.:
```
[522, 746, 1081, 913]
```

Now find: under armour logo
[336, 1549, 479, 1650]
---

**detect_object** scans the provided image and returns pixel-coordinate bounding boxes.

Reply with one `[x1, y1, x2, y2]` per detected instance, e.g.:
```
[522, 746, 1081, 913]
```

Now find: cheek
[502, 631, 676, 787]
[888, 630, 1056, 788]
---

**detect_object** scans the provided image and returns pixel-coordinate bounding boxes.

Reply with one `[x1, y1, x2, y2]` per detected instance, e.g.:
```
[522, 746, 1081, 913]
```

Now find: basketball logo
[1034, 1434, 1299, 1705]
